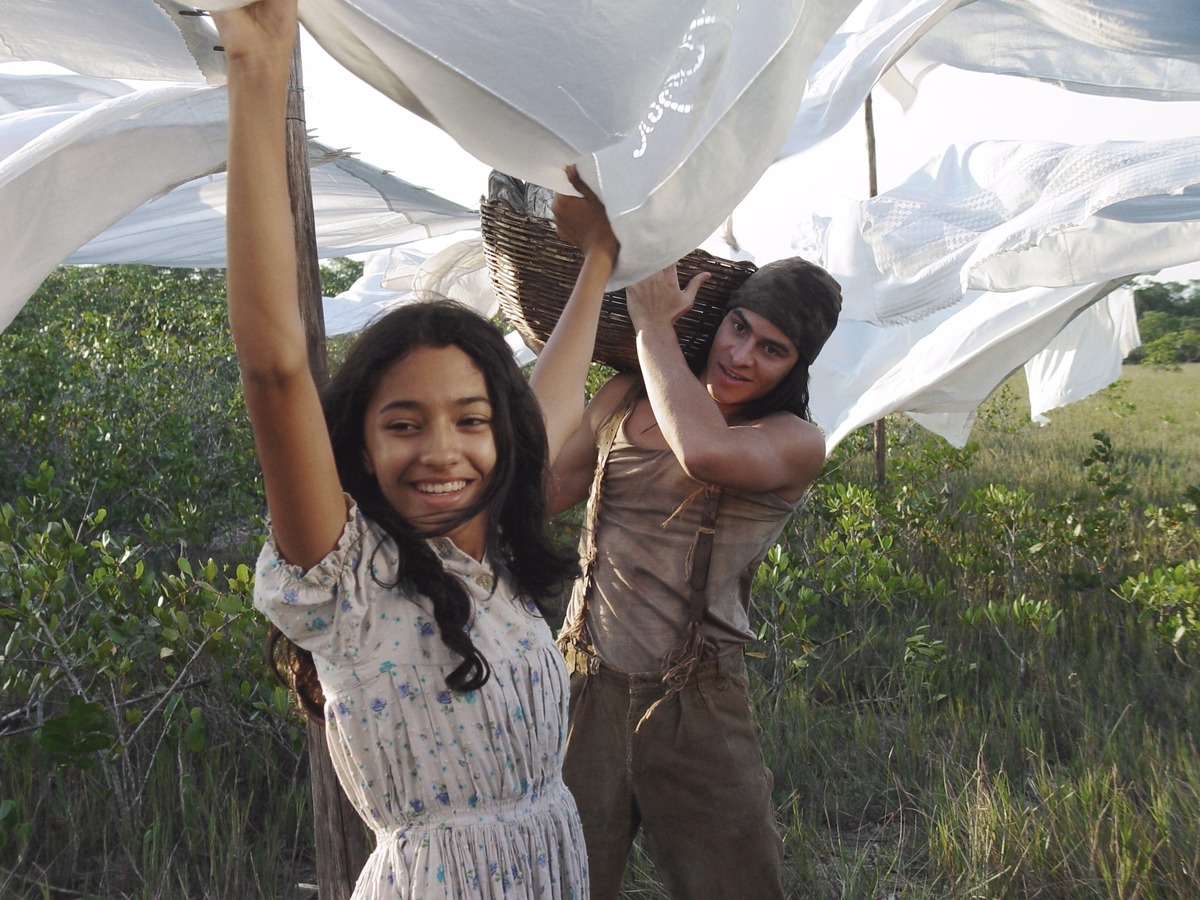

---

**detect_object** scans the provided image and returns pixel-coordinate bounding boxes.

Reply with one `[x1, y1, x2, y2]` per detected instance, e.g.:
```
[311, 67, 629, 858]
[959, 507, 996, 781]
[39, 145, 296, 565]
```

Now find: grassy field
[767, 364, 1198, 899]
[962, 364, 1200, 508]
[829, 364, 1200, 510]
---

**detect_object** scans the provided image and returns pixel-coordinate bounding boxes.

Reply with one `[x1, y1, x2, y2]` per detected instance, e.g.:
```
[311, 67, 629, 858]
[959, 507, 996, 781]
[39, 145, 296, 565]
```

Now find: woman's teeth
[418, 481, 466, 494]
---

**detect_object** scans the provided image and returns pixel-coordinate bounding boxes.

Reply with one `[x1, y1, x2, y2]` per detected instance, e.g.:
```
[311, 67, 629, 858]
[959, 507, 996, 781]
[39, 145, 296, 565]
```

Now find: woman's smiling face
[361, 344, 496, 560]
[702, 307, 799, 415]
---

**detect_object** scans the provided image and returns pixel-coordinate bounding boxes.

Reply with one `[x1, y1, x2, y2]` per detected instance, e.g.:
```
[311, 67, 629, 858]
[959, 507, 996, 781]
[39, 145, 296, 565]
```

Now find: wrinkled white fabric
[807, 138, 1200, 325]
[297, 1, 701, 171]
[777, 0, 970, 161]
[0, 72, 477, 333]
[67, 148, 477, 268]
[777, 0, 1200, 163]
[382, 238, 493, 313]
[577, 0, 854, 283]
[0, 78, 227, 333]
[321, 249, 409, 336]
[1024, 287, 1141, 424]
[808, 280, 1130, 449]
[325, 246, 532, 363]
[894, 0, 1200, 103]
[789, 136, 1198, 447]
[295, 0, 856, 285]
[0, 0, 226, 83]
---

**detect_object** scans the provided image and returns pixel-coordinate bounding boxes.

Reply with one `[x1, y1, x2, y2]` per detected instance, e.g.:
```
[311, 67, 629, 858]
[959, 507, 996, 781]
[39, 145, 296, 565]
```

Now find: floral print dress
[254, 503, 588, 899]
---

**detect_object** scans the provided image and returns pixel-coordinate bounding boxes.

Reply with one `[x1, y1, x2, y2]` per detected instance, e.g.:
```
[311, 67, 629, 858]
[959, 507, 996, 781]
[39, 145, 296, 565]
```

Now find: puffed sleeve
[253, 501, 390, 665]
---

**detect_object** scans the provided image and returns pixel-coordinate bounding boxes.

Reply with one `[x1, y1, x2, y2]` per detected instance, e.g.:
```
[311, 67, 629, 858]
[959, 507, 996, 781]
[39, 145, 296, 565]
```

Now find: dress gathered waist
[379, 778, 573, 838]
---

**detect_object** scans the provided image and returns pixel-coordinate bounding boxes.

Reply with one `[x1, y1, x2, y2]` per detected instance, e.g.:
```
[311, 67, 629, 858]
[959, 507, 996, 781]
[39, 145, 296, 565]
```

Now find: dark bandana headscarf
[729, 258, 842, 366]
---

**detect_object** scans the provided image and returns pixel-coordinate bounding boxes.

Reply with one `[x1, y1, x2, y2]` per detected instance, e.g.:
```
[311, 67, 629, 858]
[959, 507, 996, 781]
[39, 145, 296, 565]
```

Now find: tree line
[1131, 278, 1200, 365]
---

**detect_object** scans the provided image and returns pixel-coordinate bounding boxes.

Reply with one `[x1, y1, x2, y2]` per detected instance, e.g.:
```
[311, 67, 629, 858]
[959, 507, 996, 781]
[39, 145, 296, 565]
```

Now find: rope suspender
[564, 380, 723, 690]
[558, 382, 640, 649]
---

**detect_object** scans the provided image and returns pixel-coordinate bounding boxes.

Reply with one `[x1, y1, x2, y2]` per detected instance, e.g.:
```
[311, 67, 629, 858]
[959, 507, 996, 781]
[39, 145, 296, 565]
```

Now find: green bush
[0, 265, 315, 896]
[0, 265, 263, 556]
[1130, 279, 1200, 366]
[0, 469, 306, 894]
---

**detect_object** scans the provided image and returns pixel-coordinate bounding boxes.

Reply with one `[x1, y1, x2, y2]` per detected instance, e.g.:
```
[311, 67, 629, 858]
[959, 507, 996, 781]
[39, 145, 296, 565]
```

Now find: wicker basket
[480, 198, 757, 371]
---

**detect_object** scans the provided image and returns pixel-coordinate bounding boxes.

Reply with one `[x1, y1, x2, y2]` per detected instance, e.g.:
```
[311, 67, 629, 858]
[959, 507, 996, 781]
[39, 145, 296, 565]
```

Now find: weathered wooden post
[283, 31, 370, 898]
[864, 93, 887, 487]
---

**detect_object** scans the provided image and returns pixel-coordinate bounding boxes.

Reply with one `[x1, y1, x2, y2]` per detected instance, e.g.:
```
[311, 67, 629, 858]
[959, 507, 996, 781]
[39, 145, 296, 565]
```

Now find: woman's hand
[626, 264, 709, 332]
[551, 166, 619, 266]
[211, 0, 298, 69]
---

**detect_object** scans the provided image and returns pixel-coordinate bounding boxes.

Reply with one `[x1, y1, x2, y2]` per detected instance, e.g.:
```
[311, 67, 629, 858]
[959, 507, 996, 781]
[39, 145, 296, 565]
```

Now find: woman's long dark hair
[267, 299, 578, 718]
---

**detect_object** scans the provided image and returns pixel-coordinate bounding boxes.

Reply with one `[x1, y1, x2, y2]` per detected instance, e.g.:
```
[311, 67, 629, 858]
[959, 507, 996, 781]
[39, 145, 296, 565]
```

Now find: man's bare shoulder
[583, 372, 640, 428]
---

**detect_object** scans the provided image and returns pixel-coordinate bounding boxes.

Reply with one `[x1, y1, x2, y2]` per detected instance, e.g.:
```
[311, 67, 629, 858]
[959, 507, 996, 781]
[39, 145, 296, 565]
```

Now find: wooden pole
[864, 93, 887, 487]
[287, 38, 329, 388]
[284, 33, 369, 898]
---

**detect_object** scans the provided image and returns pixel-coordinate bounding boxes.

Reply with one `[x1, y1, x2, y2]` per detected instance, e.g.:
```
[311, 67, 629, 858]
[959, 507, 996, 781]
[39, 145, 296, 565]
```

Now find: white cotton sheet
[322, 242, 507, 340]
[893, 0, 1200, 103]
[65, 149, 476, 268]
[0, 71, 477, 332]
[808, 280, 1130, 450]
[806, 138, 1200, 325]
[295, 0, 858, 285]
[0, 79, 229, 333]
[0, 0, 226, 83]
[776, 0, 971, 161]
[1024, 287, 1141, 424]
[778, 0, 1200, 164]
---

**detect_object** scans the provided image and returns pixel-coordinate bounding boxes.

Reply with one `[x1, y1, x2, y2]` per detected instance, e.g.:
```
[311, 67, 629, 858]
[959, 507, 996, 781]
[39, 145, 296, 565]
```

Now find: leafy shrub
[1140, 327, 1200, 367]
[1129, 279, 1200, 365]
[0, 265, 317, 895]
[0, 463, 303, 893]
[0, 265, 263, 556]
[1119, 560, 1200, 652]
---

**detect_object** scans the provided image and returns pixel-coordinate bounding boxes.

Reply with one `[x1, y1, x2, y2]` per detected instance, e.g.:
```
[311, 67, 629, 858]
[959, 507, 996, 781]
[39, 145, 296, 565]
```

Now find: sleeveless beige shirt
[562, 406, 801, 675]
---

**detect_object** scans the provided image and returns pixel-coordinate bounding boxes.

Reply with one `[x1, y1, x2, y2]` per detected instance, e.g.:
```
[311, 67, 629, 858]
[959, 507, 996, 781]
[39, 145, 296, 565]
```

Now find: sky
[294, 29, 1200, 286]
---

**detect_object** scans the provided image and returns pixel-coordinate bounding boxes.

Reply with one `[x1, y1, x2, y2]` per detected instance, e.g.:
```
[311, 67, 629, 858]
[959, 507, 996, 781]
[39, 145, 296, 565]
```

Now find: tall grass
[749, 365, 1200, 899]
[944, 365, 1199, 509]
[1, 706, 314, 898]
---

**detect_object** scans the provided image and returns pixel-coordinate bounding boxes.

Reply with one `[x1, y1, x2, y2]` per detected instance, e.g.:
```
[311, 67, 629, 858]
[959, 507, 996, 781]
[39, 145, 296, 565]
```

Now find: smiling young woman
[361, 345, 498, 560]
[213, 2, 588, 896]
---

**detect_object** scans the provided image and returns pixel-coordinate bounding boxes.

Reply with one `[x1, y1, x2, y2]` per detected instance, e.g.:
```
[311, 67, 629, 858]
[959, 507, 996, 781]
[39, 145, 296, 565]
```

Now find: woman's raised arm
[216, 0, 347, 569]
[528, 168, 619, 464]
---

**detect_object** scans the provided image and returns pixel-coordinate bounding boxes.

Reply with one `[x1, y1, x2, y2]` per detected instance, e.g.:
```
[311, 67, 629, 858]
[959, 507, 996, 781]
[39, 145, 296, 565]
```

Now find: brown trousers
[561, 644, 785, 899]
